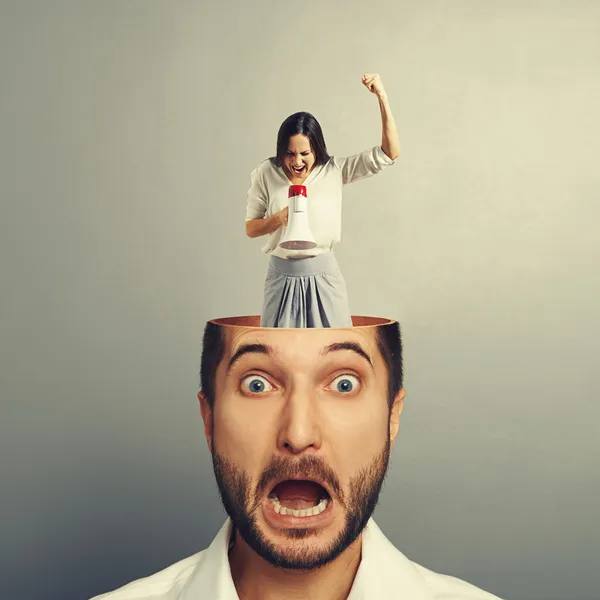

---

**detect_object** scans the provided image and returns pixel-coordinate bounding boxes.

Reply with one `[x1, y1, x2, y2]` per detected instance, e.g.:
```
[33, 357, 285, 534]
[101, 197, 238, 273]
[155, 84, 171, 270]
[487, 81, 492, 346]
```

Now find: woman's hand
[277, 206, 289, 227]
[246, 207, 289, 238]
[362, 73, 386, 98]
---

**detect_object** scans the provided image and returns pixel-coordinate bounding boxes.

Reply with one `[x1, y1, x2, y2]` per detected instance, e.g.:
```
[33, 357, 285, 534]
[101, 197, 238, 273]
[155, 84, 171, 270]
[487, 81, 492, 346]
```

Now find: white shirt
[90, 518, 503, 600]
[245, 146, 395, 259]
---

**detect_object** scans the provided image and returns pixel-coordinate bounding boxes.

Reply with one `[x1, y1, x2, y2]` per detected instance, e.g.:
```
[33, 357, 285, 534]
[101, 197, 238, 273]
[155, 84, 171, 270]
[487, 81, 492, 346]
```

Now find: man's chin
[249, 523, 347, 571]
[235, 498, 348, 570]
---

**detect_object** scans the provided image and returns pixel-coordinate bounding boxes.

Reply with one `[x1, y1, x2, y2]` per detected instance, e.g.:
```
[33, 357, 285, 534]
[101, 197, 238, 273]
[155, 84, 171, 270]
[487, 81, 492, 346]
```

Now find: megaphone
[279, 185, 317, 250]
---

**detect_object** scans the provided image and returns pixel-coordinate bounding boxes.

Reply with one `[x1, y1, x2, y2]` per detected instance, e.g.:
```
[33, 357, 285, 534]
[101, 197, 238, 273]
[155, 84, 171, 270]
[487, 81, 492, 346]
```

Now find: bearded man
[92, 316, 503, 600]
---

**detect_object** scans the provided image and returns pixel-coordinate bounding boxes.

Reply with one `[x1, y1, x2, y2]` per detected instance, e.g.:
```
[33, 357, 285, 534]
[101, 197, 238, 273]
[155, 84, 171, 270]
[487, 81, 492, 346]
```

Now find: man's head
[198, 318, 405, 571]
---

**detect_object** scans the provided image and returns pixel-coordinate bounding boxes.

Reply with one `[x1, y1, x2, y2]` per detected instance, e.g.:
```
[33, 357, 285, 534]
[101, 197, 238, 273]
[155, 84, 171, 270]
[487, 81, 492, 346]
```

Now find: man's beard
[210, 435, 391, 571]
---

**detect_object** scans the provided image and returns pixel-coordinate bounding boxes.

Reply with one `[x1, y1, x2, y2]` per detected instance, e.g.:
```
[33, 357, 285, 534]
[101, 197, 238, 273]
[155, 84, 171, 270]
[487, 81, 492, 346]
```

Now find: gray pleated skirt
[260, 252, 352, 328]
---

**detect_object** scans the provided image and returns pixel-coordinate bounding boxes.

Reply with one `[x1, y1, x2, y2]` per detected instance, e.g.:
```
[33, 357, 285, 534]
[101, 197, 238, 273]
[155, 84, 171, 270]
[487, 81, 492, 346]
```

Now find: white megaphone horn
[278, 185, 317, 250]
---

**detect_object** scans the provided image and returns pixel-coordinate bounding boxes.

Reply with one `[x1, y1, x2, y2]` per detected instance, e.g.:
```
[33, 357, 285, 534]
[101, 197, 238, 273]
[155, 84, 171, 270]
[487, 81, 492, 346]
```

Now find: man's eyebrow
[226, 343, 272, 373]
[321, 342, 373, 368]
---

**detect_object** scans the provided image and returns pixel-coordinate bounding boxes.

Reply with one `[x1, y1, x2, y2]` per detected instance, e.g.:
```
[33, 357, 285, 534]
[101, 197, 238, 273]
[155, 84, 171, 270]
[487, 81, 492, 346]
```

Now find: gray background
[1, 1, 599, 599]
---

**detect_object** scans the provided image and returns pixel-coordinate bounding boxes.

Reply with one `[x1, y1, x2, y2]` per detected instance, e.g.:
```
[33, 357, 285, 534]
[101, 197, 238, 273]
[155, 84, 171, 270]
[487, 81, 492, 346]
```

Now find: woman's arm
[362, 73, 400, 161]
[246, 207, 288, 238]
[245, 164, 288, 238]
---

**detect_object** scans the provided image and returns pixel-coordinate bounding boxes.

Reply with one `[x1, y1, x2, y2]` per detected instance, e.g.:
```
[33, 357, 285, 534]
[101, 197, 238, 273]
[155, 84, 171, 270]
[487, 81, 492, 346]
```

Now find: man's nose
[277, 388, 322, 454]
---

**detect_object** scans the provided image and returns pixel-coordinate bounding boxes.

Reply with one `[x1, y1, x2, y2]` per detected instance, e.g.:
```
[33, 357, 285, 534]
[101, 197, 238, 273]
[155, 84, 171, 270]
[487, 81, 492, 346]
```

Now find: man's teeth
[269, 496, 329, 517]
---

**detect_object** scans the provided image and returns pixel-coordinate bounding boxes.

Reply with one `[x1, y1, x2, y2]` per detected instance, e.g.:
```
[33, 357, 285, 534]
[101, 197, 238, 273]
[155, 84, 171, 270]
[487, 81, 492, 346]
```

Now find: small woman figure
[245, 73, 400, 328]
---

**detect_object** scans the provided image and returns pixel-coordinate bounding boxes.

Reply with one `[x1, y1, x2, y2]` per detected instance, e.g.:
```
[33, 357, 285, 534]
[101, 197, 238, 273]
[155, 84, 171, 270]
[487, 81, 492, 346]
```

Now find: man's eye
[329, 374, 361, 394]
[241, 375, 274, 394]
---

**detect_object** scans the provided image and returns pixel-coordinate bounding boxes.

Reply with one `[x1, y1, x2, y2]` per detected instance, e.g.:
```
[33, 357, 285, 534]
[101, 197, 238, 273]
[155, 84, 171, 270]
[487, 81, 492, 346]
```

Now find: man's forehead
[224, 327, 380, 362]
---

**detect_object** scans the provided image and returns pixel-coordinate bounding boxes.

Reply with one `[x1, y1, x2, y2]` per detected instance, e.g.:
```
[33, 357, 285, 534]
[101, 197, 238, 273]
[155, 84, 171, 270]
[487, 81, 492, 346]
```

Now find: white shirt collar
[178, 518, 434, 600]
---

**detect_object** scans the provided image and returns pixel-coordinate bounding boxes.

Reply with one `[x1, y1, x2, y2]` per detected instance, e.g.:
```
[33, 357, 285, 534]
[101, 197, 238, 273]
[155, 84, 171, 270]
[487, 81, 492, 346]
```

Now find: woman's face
[283, 134, 316, 181]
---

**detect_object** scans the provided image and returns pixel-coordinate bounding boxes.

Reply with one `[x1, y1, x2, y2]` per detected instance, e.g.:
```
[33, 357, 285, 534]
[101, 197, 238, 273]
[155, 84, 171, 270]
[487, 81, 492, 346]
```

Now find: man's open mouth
[268, 479, 331, 518]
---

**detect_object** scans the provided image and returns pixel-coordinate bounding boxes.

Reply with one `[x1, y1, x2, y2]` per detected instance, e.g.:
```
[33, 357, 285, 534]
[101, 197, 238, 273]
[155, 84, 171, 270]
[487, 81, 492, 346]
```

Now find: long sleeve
[334, 146, 395, 185]
[245, 164, 269, 221]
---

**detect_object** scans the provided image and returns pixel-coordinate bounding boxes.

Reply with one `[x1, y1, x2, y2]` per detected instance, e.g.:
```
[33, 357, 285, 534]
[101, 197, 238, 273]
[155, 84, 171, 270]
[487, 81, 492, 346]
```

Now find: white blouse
[245, 146, 395, 259]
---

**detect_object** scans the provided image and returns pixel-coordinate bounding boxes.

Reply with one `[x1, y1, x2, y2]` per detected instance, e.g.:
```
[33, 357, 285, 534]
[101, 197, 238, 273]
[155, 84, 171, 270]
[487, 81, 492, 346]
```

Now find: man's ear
[389, 388, 406, 449]
[198, 391, 213, 453]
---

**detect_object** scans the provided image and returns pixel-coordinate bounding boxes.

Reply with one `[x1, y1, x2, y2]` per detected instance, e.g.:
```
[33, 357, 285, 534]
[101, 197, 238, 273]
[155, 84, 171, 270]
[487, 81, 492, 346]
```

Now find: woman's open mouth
[292, 166, 305, 175]
[263, 479, 334, 525]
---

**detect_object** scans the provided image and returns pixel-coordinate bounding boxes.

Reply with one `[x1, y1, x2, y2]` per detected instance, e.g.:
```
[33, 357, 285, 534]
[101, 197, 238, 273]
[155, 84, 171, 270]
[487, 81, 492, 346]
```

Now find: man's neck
[228, 531, 362, 600]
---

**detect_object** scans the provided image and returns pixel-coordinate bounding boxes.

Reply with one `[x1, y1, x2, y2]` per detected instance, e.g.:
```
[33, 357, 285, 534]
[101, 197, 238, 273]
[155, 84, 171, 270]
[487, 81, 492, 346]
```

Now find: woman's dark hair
[270, 112, 331, 168]
[200, 321, 403, 411]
